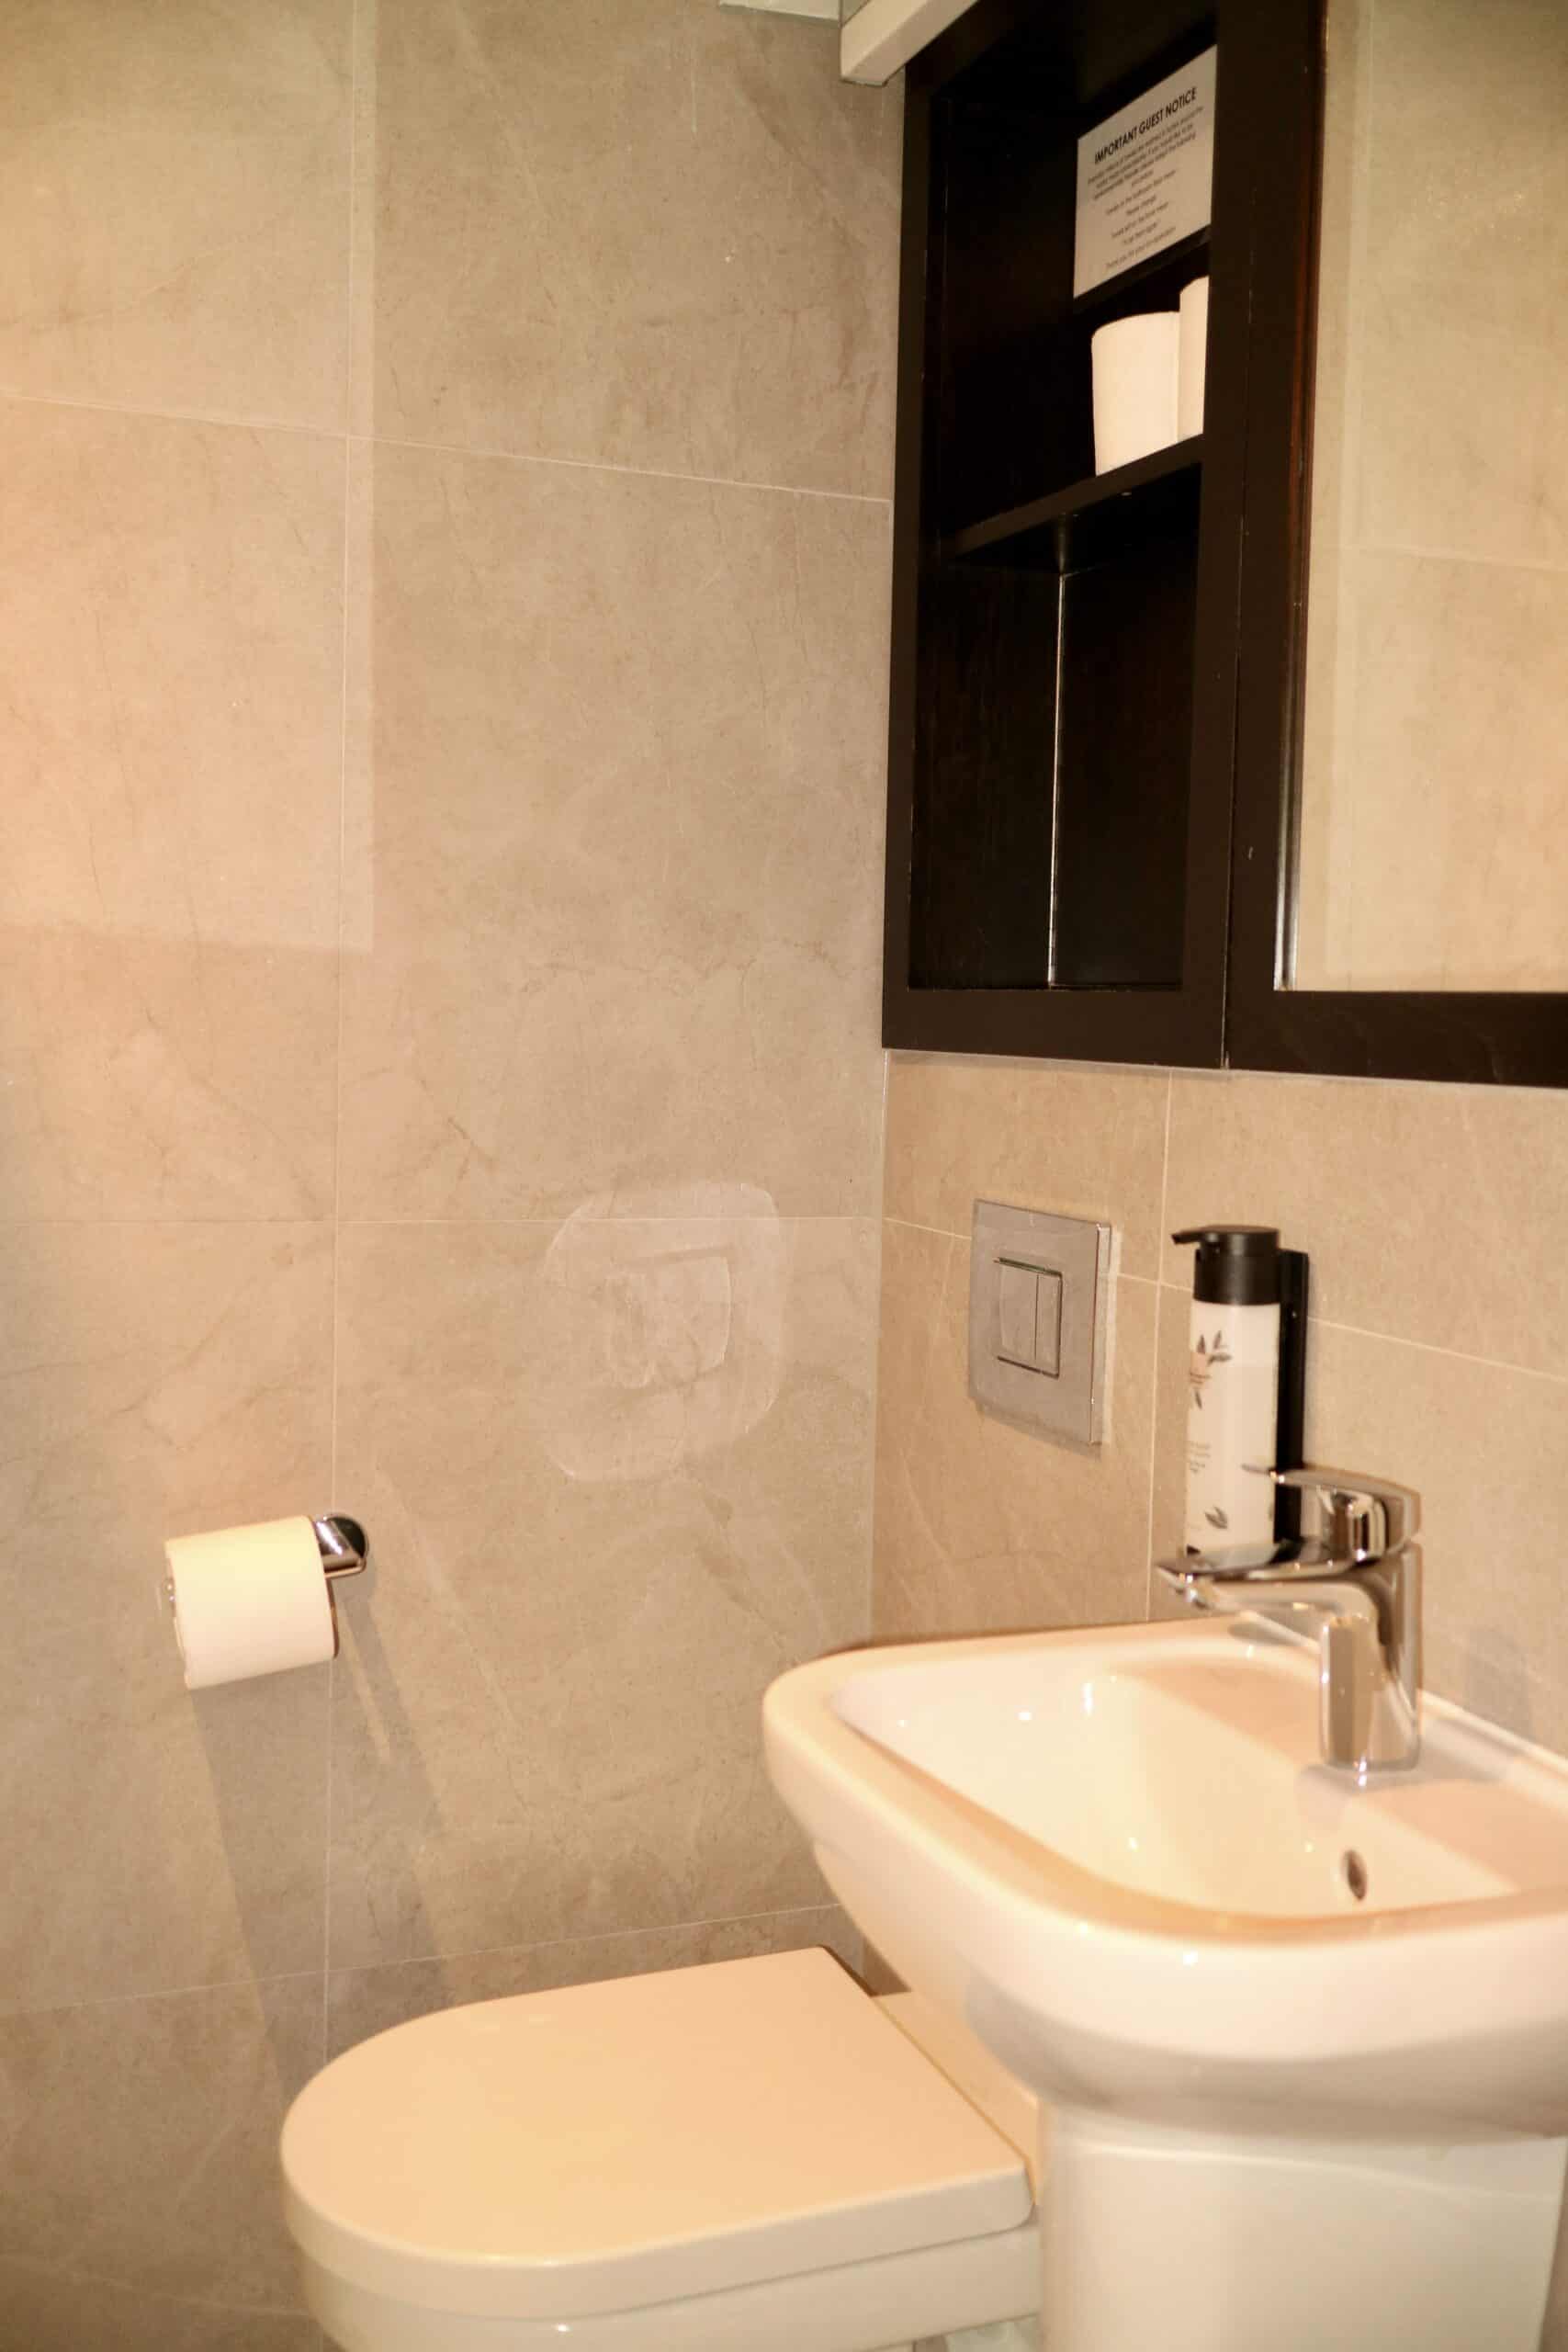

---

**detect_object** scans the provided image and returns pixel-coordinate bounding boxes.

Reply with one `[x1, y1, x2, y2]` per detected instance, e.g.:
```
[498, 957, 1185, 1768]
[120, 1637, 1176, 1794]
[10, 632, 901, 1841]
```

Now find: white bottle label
[1184, 1298, 1280, 1552]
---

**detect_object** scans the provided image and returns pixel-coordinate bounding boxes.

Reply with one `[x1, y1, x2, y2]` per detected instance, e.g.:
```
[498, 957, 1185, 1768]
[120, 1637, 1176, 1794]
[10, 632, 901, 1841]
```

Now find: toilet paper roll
[1090, 311, 1179, 475]
[1179, 276, 1210, 440]
[165, 1516, 335, 1690]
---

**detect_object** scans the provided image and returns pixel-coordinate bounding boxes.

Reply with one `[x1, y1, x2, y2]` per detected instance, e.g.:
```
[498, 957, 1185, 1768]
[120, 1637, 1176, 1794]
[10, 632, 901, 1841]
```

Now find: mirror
[1291, 0, 1568, 993]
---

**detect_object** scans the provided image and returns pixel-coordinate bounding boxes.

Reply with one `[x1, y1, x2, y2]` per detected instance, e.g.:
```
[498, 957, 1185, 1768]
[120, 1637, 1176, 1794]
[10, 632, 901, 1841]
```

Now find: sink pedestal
[1041, 2109, 1565, 2352]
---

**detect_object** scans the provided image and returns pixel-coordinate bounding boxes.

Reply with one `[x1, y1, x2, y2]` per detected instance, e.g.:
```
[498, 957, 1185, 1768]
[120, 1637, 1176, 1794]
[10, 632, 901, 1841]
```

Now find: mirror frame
[1224, 0, 1568, 1089]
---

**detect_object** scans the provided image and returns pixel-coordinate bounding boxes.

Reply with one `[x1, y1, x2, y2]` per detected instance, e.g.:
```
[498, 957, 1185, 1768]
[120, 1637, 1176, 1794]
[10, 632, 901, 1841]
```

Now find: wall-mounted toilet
[281, 1947, 1039, 2351]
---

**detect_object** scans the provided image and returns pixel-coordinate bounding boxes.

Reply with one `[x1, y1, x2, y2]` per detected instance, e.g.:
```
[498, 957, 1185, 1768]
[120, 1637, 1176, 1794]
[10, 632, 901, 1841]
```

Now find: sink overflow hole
[1342, 1849, 1369, 1902]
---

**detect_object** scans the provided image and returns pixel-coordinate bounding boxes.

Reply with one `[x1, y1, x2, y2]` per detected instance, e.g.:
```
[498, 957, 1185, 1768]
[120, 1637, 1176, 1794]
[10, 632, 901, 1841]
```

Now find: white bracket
[839, 0, 978, 84]
[718, 0, 840, 20]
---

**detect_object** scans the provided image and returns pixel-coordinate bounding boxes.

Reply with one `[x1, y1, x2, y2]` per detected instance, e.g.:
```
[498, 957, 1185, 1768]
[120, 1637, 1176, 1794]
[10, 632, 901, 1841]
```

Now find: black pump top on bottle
[1171, 1225, 1282, 1306]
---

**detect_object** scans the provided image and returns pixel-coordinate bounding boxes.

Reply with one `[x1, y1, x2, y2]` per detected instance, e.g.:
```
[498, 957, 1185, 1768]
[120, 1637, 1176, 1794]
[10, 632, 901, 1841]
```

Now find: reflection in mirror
[1292, 0, 1568, 992]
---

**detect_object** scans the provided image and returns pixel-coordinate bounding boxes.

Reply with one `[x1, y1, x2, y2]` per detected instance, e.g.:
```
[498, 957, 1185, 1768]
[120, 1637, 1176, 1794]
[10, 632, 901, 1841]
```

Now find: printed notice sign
[1074, 48, 1217, 298]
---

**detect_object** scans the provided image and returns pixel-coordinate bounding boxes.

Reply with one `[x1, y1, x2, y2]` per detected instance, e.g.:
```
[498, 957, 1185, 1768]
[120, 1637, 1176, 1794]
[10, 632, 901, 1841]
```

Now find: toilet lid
[281, 1948, 1032, 2322]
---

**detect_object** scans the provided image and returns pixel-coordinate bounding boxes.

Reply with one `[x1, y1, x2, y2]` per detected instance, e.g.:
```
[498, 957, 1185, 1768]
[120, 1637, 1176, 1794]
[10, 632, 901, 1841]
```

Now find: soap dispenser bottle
[1172, 1226, 1308, 1552]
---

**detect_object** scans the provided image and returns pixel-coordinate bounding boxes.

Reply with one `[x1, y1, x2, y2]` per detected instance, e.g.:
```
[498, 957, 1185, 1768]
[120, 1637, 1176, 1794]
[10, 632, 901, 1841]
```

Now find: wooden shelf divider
[942, 436, 1204, 567]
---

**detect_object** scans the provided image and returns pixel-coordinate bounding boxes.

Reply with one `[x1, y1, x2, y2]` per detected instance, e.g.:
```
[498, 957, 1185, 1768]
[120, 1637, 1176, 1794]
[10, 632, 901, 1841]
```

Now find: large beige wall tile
[1165, 1071, 1568, 1376]
[329, 1216, 876, 1970]
[0, 1975, 321, 2331]
[362, 0, 900, 494]
[0, 0, 351, 427]
[0, 1224, 332, 2010]
[0, 401, 344, 1216]
[326, 1905, 862, 2058]
[872, 1220, 1156, 1639]
[1306, 1318, 1568, 1756]
[885, 1056, 1170, 1275]
[340, 445, 888, 1220]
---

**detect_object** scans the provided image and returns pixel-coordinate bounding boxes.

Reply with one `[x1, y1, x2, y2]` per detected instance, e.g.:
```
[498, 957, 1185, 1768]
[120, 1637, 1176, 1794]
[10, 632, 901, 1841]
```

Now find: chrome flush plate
[968, 1199, 1113, 1445]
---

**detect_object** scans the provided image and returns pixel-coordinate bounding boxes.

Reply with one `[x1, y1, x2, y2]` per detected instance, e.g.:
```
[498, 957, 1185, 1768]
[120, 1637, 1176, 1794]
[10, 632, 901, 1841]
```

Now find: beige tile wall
[877, 1053, 1568, 1759]
[0, 3, 898, 2344]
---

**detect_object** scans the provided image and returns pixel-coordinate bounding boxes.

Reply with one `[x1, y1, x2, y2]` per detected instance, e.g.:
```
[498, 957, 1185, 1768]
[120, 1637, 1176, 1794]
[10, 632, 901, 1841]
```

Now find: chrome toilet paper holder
[313, 1515, 370, 1581]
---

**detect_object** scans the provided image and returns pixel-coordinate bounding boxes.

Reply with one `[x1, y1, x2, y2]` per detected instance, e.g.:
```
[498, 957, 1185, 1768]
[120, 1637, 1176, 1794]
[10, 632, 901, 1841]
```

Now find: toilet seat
[282, 1948, 1038, 2351]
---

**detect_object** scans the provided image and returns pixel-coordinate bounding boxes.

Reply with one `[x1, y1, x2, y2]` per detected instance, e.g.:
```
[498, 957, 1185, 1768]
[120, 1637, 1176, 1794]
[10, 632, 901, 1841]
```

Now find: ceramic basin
[766, 1617, 1568, 2136]
[764, 1618, 1568, 2352]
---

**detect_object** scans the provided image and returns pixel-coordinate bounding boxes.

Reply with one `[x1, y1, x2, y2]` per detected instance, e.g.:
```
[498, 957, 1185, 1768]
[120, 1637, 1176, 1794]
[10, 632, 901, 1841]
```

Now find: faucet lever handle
[1268, 1466, 1420, 1559]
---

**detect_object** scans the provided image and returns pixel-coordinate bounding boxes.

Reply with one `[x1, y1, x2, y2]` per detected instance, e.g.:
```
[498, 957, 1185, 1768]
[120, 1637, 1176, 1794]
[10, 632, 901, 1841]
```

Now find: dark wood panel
[946, 436, 1202, 570]
[908, 562, 1059, 990]
[934, 97, 1084, 530]
[882, 0, 1314, 1073]
[1055, 529, 1197, 988]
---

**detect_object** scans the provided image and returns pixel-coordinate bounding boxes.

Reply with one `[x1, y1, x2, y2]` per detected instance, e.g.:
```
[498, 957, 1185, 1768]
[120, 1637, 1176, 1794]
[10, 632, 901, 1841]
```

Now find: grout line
[1308, 1311, 1568, 1388]
[1348, 535, 1568, 582]
[322, 1211, 879, 1235]
[322, 0, 364, 2047]
[355, 427, 893, 508]
[1153, 1277, 1568, 1393]
[1143, 1074, 1175, 1617]
[0, 1967, 325, 2027]
[0, 1210, 871, 1228]
[0, 383, 344, 440]
[1156, 1067, 1174, 1249]
[884, 1212, 1162, 1286]
[0, 1214, 336, 1227]
[323, 1900, 854, 1988]
[0, 389, 891, 512]
[864, 1051, 893, 1643]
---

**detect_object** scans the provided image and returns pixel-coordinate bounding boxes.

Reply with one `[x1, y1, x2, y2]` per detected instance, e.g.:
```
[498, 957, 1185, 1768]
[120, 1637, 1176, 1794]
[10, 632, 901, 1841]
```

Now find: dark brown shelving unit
[883, 0, 1321, 1066]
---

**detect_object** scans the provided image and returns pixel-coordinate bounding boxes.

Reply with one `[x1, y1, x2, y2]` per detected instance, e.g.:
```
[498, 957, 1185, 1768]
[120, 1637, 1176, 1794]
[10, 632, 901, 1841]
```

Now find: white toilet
[281, 1947, 1040, 2352]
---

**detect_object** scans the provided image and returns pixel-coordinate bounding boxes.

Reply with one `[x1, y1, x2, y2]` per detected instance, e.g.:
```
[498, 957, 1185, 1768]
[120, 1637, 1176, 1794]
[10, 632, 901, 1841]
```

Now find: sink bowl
[764, 1618, 1568, 2352]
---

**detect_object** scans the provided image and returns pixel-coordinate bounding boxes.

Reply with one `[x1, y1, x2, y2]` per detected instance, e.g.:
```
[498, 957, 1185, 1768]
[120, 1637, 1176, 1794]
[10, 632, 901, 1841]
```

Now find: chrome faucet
[1156, 1467, 1422, 1773]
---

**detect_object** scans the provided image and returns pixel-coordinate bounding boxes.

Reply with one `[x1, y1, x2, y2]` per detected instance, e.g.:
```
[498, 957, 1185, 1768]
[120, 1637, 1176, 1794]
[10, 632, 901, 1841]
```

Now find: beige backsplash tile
[885, 1055, 1170, 1275]
[0, 0, 351, 427]
[360, 0, 900, 493]
[1165, 1070, 1568, 1376]
[0, 1222, 333, 2010]
[328, 1216, 876, 1970]
[0, 1976, 321, 2321]
[872, 1220, 1157, 1639]
[326, 1905, 863, 2059]
[0, 400, 344, 1216]
[339, 442, 888, 1220]
[1305, 1318, 1568, 1755]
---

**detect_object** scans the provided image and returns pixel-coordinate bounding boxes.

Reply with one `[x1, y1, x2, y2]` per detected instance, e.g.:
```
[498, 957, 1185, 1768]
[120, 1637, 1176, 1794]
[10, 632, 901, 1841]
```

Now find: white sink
[765, 1619, 1568, 2352]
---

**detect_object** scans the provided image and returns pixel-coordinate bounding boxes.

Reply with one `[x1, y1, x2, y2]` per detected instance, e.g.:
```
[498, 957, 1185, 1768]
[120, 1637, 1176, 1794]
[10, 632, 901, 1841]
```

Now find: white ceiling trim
[840, 0, 979, 83]
[718, 0, 840, 21]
